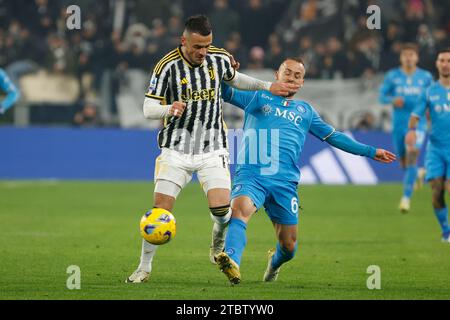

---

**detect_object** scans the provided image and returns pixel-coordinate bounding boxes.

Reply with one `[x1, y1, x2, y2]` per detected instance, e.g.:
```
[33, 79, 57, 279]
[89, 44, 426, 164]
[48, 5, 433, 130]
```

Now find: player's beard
[286, 91, 296, 98]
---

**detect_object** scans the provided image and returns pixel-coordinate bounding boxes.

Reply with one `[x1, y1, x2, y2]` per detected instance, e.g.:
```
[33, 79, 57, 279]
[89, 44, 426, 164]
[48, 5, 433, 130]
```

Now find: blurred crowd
[274, 0, 450, 79]
[0, 0, 449, 127]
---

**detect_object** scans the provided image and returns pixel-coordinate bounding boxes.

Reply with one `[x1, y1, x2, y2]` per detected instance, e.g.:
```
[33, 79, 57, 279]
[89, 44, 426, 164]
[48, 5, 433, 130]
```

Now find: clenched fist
[169, 101, 186, 118]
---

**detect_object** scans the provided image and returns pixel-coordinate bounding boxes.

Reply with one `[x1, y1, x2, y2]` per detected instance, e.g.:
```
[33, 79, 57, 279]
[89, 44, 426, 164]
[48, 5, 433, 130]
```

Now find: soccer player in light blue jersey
[379, 44, 433, 213]
[0, 68, 20, 115]
[216, 58, 396, 284]
[406, 48, 450, 242]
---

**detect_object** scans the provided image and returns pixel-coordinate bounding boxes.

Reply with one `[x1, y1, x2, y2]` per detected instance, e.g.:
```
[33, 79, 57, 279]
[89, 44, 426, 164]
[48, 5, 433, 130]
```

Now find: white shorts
[154, 148, 231, 196]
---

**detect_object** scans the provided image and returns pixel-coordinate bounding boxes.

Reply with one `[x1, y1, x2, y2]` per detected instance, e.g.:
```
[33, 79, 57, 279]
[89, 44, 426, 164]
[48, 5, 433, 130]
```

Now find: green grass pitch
[0, 181, 449, 300]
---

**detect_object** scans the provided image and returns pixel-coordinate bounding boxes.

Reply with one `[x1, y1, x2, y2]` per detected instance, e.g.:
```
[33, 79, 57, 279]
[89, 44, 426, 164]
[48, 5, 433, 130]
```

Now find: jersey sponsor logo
[434, 104, 450, 113]
[261, 93, 273, 101]
[274, 108, 302, 126]
[430, 95, 440, 101]
[396, 86, 422, 95]
[181, 88, 216, 102]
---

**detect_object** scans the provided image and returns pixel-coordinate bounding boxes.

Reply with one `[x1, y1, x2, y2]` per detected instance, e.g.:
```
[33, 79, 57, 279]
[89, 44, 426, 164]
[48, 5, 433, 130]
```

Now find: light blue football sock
[403, 165, 418, 198]
[434, 207, 450, 234]
[271, 242, 298, 270]
[224, 218, 247, 266]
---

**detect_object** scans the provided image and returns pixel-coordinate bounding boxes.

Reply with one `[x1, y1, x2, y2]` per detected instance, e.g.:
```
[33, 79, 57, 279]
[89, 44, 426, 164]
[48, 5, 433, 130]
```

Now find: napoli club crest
[297, 105, 306, 113]
[262, 105, 272, 116]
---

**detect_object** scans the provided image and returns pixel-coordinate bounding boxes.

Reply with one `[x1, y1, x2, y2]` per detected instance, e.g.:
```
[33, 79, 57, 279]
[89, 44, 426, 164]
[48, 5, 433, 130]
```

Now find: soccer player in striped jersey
[406, 48, 450, 242]
[379, 44, 433, 213]
[126, 15, 298, 283]
[0, 68, 20, 115]
[216, 58, 396, 284]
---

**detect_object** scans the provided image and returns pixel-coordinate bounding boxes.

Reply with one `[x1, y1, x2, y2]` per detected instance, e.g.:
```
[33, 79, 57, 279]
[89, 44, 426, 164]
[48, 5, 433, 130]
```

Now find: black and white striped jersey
[145, 45, 236, 154]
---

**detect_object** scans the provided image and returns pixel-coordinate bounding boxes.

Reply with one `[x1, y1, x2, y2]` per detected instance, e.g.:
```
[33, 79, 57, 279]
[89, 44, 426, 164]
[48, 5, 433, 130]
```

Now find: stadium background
[1, 0, 450, 301]
[1, 0, 449, 182]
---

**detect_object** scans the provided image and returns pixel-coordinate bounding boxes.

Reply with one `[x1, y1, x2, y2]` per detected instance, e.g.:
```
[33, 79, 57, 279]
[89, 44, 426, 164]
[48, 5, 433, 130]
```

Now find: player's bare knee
[231, 207, 252, 223]
[206, 188, 230, 208]
[154, 193, 175, 212]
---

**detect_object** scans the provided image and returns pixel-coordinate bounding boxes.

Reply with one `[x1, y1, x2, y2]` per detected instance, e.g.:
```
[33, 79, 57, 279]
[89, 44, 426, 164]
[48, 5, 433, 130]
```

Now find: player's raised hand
[169, 101, 186, 118]
[229, 55, 240, 70]
[373, 149, 397, 163]
[269, 82, 301, 97]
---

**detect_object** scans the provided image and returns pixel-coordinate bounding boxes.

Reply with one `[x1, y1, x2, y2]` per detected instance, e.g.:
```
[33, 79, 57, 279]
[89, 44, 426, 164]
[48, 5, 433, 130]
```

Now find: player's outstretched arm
[309, 106, 396, 164]
[225, 71, 299, 97]
[373, 148, 397, 163]
[324, 130, 395, 163]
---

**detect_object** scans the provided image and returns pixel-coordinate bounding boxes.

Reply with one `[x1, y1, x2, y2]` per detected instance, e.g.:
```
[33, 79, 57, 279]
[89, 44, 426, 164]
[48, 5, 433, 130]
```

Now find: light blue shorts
[425, 144, 450, 181]
[231, 173, 299, 225]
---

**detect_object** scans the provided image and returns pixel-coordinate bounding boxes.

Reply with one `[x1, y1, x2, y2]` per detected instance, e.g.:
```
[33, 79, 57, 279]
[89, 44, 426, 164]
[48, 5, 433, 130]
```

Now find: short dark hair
[284, 57, 305, 67]
[437, 47, 450, 55]
[400, 43, 419, 54]
[184, 15, 212, 36]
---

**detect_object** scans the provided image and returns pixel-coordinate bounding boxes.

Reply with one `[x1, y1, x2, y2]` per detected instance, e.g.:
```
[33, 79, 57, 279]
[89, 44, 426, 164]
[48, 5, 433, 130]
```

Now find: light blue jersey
[414, 81, 450, 149]
[223, 86, 334, 183]
[222, 85, 376, 184]
[413, 81, 450, 181]
[379, 67, 433, 131]
[0, 68, 20, 114]
[222, 83, 376, 227]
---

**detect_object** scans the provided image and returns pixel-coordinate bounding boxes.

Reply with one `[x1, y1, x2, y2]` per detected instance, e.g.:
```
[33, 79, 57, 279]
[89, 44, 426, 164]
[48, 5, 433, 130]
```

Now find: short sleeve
[222, 54, 236, 82]
[209, 46, 236, 82]
[145, 59, 172, 102]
